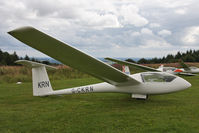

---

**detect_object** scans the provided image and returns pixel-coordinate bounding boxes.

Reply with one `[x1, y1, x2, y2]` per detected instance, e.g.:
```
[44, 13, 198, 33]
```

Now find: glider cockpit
[141, 72, 176, 83]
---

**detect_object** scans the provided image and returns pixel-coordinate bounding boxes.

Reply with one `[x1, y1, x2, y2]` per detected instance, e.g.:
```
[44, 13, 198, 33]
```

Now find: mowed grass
[0, 76, 199, 133]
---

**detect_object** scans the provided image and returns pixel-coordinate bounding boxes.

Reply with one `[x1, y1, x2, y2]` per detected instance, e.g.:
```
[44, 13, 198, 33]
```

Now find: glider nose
[184, 80, 191, 89]
[172, 77, 191, 92]
[179, 77, 191, 90]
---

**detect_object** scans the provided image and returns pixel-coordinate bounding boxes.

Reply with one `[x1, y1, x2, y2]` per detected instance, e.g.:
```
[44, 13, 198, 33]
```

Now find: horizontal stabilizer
[15, 60, 57, 70]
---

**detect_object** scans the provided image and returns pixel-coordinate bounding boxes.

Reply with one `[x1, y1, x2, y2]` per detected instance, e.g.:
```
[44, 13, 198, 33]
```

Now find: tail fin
[16, 60, 56, 96]
[157, 64, 164, 72]
[122, 65, 130, 75]
[160, 64, 164, 68]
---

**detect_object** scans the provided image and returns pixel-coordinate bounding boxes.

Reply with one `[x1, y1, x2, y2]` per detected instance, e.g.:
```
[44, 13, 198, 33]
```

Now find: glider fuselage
[47, 72, 191, 96]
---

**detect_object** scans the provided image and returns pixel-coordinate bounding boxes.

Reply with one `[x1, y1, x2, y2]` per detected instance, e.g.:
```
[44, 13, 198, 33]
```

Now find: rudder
[32, 66, 53, 96]
[15, 60, 56, 96]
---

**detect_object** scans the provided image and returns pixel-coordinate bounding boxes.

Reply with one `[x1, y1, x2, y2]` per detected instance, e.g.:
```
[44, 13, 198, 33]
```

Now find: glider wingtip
[7, 26, 35, 35]
[105, 57, 113, 60]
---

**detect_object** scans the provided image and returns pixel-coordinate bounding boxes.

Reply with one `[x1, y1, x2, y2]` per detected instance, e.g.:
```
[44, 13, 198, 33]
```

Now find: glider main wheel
[135, 95, 148, 100]
[132, 94, 148, 100]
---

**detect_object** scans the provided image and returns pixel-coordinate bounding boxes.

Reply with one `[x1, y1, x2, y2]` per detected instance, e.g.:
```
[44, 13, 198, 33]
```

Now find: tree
[0, 49, 3, 63]
[165, 54, 174, 63]
[13, 52, 19, 61]
[175, 51, 182, 59]
[137, 58, 148, 64]
[125, 58, 135, 63]
[24, 55, 30, 60]
[184, 55, 195, 62]
[31, 57, 36, 62]
[12, 51, 19, 65]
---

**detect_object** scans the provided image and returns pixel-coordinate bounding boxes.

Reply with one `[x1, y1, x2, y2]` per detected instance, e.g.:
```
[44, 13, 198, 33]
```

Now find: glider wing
[105, 57, 160, 72]
[8, 26, 140, 86]
[179, 72, 196, 76]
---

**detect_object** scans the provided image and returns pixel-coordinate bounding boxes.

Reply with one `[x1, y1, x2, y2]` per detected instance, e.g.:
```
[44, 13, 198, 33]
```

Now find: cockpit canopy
[163, 67, 176, 72]
[141, 72, 176, 82]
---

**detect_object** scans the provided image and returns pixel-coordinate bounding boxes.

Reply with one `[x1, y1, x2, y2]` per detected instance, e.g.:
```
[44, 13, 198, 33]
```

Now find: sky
[0, 0, 199, 58]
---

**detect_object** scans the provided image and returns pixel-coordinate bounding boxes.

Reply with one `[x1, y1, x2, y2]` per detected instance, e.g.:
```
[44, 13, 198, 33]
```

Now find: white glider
[179, 60, 199, 74]
[8, 26, 191, 99]
[156, 64, 197, 76]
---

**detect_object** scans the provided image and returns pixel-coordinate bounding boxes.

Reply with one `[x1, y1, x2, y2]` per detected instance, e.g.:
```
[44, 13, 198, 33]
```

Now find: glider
[8, 26, 191, 99]
[179, 60, 199, 74]
[157, 64, 197, 76]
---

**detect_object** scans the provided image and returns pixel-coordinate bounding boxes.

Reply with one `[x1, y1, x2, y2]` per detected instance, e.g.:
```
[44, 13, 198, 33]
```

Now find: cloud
[140, 39, 172, 48]
[182, 26, 199, 45]
[149, 23, 161, 28]
[119, 4, 148, 27]
[131, 32, 140, 36]
[141, 28, 153, 35]
[175, 8, 187, 15]
[76, 12, 121, 29]
[148, 0, 193, 8]
[158, 29, 172, 37]
[1, 0, 199, 58]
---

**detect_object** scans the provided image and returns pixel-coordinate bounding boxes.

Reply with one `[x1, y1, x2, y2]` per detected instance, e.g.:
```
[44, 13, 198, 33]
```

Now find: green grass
[0, 66, 90, 83]
[0, 76, 199, 133]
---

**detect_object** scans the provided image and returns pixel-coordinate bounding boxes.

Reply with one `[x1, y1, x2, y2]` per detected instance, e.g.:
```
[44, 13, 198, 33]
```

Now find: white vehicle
[179, 61, 199, 74]
[156, 65, 179, 74]
[8, 26, 191, 100]
[156, 64, 198, 75]
[182, 66, 199, 73]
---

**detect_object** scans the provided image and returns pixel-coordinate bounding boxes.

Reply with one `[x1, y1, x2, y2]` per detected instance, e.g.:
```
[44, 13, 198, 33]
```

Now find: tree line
[0, 49, 199, 66]
[0, 49, 51, 66]
[126, 49, 199, 64]
[126, 50, 199, 64]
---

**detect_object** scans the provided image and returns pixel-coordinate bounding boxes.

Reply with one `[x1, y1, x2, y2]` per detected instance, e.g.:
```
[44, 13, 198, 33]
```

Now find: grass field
[0, 75, 199, 133]
[1, 62, 199, 83]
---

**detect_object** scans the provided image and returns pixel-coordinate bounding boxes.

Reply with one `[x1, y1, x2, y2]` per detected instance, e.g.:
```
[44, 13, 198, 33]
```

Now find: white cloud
[182, 26, 199, 44]
[76, 12, 121, 29]
[175, 8, 187, 15]
[131, 32, 140, 36]
[140, 39, 172, 48]
[119, 4, 148, 27]
[141, 28, 153, 35]
[149, 23, 161, 28]
[158, 29, 172, 37]
[150, 0, 193, 8]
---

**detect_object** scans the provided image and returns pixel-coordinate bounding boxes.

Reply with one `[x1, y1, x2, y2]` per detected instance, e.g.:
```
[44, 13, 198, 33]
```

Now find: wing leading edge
[8, 26, 140, 86]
